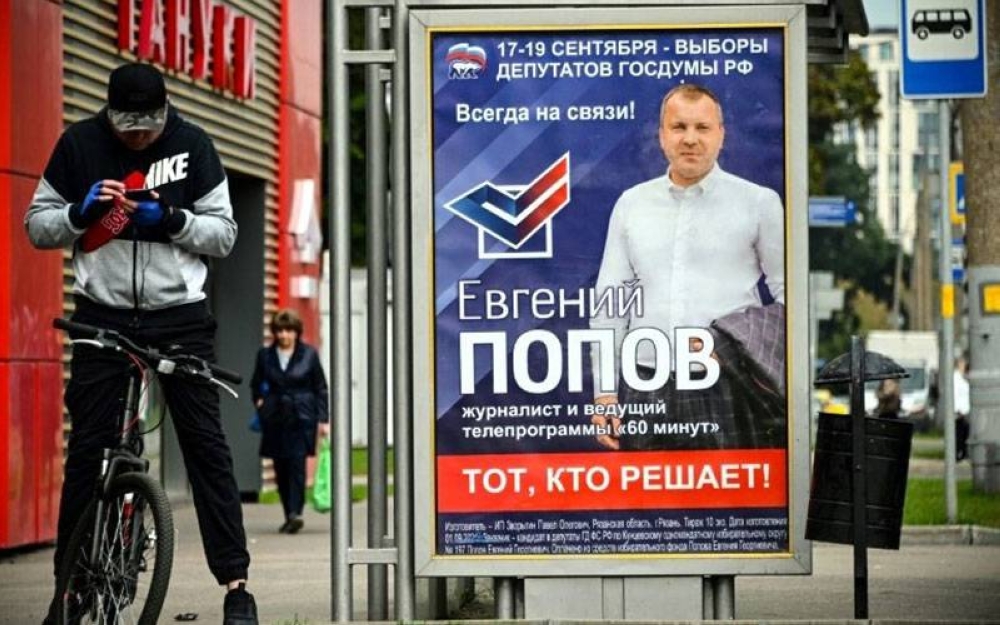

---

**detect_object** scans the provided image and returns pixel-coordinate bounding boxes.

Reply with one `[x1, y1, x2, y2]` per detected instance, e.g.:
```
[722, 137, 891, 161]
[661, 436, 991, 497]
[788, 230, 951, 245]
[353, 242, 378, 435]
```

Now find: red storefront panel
[1, 362, 63, 547]
[7, 174, 64, 361]
[0, 171, 65, 550]
[279, 0, 323, 344]
[0, 0, 65, 548]
[0, 0, 63, 180]
[282, 0, 323, 117]
[278, 104, 323, 343]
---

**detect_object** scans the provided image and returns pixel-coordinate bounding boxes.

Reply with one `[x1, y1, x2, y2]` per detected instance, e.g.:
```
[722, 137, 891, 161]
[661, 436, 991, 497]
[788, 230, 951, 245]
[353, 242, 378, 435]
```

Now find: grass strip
[904, 478, 1000, 527]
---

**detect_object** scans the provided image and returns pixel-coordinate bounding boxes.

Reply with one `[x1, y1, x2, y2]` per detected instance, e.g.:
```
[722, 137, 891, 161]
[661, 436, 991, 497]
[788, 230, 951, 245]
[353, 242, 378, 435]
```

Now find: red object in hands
[78, 204, 131, 252]
[79, 172, 145, 253]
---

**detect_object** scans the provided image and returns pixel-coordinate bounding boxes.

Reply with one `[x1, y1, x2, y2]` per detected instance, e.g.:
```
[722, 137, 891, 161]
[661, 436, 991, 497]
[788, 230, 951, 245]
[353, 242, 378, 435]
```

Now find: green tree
[808, 51, 898, 360]
[807, 52, 880, 144]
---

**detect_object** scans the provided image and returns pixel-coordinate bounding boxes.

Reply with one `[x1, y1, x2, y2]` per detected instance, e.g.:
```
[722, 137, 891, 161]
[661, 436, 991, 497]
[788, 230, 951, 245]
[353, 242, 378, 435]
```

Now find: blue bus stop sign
[900, 0, 987, 99]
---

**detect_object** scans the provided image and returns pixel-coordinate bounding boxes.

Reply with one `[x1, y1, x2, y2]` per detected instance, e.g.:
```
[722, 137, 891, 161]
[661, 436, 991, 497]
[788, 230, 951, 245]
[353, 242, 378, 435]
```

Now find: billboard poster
[419, 15, 802, 574]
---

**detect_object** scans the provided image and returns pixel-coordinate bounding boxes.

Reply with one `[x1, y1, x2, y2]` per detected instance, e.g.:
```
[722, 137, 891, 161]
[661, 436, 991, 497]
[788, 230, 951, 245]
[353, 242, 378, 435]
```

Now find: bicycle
[51, 318, 242, 625]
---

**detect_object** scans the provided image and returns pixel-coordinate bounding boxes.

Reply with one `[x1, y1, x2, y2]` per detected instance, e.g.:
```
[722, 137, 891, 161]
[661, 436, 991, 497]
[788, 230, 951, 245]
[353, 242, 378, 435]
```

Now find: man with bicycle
[26, 62, 258, 624]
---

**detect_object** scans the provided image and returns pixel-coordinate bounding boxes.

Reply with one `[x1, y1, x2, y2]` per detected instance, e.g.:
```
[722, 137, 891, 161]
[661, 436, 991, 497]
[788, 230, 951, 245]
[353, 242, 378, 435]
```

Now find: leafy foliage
[808, 52, 901, 360]
[808, 52, 881, 143]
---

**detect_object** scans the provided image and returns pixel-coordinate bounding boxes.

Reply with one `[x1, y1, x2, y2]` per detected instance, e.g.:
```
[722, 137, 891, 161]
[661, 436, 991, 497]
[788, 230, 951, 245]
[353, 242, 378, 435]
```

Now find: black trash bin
[806, 412, 913, 549]
[806, 346, 914, 550]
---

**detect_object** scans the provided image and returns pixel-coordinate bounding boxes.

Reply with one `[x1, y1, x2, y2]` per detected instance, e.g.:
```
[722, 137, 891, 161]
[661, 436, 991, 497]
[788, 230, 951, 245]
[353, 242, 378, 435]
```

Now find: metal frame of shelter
[326, 0, 867, 622]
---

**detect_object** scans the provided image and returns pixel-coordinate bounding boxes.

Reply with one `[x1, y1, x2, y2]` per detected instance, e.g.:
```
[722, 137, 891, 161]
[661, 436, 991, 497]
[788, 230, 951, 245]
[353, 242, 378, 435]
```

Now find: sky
[865, 1, 899, 28]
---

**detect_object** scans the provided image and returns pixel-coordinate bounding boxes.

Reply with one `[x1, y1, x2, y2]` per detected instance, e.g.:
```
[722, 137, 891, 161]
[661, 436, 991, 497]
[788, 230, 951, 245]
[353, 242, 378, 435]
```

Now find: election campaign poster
[411, 7, 810, 577]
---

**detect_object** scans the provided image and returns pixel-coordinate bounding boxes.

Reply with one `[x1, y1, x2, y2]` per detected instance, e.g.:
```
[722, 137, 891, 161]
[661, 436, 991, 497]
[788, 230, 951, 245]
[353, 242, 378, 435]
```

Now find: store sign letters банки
[117, 0, 256, 100]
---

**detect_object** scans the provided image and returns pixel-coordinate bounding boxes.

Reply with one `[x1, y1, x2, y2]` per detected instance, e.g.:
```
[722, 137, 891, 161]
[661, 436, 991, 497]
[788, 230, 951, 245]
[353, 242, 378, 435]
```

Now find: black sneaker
[42, 605, 80, 625]
[223, 583, 258, 625]
[286, 516, 304, 534]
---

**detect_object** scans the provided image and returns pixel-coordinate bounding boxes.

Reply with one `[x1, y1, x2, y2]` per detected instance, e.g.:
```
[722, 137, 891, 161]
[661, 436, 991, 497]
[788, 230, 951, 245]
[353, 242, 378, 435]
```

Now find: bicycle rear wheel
[55, 472, 174, 624]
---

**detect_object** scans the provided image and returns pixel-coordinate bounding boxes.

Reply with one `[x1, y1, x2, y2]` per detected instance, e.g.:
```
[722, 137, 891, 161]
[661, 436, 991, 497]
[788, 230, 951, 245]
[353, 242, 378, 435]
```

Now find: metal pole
[892, 245, 904, 329]
[391, 0, 415, 617]
[938, 99, 958, 522]
[809, 272, 819, 445]
[494, 578, 515, 619]
[329, 0, 353, 620]
[712, 576, 735, 620]
[849, 336, 868, 619]
[701, 577, 715, 620]
[365, 7, 389, 619]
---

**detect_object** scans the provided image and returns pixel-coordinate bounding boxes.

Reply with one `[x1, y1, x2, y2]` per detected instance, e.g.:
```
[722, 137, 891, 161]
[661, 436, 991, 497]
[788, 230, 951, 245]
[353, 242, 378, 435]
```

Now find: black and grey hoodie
[25, 105, 237, 310]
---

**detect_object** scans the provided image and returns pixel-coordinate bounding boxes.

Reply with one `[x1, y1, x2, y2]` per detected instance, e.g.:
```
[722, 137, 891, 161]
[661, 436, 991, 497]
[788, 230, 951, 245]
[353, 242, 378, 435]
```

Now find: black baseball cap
[107, 63, 167, 132]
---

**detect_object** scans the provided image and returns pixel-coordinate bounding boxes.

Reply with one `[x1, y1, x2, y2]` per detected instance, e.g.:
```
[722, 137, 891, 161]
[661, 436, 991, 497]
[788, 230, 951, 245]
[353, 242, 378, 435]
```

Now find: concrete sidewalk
[2, 496, 1000, 624]
[2, 500, 343, 624]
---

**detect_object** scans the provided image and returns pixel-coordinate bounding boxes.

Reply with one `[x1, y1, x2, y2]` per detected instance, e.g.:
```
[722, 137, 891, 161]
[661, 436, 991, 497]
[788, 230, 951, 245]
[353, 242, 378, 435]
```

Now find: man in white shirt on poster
[590, 83, 786, 451]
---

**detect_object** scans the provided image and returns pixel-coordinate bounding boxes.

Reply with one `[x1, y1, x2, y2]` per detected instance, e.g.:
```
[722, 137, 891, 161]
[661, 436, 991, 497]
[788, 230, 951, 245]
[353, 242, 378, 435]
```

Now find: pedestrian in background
[251, 309, 329, 534]
[954, 356, 971, 461]
[876, 378, 901, 420]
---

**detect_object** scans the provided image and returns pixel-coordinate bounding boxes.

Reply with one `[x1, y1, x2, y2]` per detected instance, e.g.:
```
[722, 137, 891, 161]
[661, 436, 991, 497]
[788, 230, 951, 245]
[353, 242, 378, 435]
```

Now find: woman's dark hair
[270, 308, 304, 338]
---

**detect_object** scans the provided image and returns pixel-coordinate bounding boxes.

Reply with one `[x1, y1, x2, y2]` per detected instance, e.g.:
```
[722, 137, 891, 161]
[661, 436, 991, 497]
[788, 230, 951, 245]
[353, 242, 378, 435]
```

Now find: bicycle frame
[52, 316, 241, 624]
[87, 363, 150, 570]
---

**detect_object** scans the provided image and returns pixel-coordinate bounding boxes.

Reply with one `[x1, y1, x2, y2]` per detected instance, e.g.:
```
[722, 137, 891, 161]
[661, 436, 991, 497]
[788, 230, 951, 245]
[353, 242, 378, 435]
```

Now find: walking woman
[252, 309, 329, 533]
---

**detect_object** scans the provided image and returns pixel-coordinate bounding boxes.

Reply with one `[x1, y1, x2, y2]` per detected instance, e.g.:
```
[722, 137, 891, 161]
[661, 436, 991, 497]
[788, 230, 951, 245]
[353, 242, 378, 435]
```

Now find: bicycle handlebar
[53, 318, 244, 385]
[53, 318, 103, 339]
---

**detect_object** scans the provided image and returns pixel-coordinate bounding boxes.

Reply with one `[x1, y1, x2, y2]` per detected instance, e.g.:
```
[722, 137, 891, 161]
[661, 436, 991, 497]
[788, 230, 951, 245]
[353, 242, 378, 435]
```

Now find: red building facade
[0, 0, 324, 548]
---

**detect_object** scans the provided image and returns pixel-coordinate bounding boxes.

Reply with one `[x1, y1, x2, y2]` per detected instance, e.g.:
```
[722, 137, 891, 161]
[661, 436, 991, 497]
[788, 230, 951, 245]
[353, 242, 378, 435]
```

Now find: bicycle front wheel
[55, 472, 174, 625]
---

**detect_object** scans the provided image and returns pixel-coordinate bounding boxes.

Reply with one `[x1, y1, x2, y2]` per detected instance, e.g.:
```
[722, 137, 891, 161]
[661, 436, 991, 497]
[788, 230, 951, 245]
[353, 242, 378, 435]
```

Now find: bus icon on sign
[912, 8, 972, 39]
[905, 0, 979, 62]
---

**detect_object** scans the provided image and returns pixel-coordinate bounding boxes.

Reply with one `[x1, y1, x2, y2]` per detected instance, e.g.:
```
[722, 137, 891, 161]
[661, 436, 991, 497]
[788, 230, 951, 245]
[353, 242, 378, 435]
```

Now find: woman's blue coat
[251, 341, 329, 458]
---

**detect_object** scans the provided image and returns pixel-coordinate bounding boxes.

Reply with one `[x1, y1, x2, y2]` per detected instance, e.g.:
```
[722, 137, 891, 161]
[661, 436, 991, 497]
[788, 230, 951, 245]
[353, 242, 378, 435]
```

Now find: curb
[900, 524, 1000, 546]
[351, 618, 1000, 625]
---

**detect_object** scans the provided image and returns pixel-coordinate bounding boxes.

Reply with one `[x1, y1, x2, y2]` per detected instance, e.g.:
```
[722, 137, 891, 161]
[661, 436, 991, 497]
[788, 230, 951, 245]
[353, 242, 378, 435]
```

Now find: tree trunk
[958, 3, 1000, 492]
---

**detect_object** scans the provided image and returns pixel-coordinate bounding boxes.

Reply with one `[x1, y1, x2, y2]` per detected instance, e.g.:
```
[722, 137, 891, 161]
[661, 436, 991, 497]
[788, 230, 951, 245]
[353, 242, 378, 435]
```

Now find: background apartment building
[838, 28, 946, 255]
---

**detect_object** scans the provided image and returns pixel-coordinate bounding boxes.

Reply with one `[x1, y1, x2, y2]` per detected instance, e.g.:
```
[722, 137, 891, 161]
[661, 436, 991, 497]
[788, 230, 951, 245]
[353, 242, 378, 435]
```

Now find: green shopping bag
[311, 438, 332, 513]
